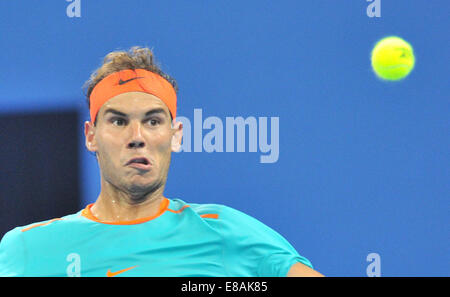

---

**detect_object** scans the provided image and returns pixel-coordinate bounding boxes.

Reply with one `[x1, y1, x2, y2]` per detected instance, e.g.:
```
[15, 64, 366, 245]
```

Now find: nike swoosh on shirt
[118, 77, 144, 85]
[106, 265, 138, 277]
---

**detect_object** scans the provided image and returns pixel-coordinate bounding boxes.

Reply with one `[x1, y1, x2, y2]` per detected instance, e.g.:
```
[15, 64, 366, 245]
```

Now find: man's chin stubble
[125, 180, 164, 204]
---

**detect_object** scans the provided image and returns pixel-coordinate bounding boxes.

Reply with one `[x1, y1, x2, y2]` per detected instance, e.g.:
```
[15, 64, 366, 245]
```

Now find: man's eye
[112, 118, 126, 126]
[148, 119, 161, 126]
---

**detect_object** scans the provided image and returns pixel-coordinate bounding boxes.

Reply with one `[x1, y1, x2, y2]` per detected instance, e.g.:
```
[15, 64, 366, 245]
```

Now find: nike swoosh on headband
[118, 77, 145, 85]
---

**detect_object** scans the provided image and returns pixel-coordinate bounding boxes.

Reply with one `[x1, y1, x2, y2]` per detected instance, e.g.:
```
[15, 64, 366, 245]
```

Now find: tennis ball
[371, 36, 415, 81]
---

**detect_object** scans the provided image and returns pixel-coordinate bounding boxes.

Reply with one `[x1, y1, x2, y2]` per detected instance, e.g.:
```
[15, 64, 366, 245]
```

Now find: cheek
[96, 132, 123, 165]
[156, 133, 173, 150]
[151, 132, 173, 160]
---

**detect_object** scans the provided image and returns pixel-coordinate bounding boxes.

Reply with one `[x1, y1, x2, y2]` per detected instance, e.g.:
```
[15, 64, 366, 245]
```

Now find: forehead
[100, 91, 170, 116]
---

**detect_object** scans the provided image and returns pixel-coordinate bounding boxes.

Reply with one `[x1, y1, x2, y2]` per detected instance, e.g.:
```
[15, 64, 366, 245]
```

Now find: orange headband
[89, 69, 177, 123]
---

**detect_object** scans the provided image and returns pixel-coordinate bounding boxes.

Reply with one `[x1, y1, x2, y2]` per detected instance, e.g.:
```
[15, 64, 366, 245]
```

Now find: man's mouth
[126, 157, 152, 170]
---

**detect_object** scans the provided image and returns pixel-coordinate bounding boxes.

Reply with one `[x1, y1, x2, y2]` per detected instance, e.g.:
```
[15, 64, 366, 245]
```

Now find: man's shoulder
[171, 198, 264, 228]
[171, 198, 235, 216]
[2, 211, 84, 240]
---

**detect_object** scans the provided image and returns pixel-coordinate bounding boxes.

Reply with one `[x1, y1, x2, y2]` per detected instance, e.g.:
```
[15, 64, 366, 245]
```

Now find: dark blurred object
[0, 111, 81, 238]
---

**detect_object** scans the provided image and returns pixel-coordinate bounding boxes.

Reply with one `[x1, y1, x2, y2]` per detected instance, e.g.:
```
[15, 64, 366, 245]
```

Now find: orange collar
[81, 198, 170, 225]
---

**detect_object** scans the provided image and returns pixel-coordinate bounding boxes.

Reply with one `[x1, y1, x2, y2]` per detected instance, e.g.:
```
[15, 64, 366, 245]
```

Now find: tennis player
[0, 47, 323, 277]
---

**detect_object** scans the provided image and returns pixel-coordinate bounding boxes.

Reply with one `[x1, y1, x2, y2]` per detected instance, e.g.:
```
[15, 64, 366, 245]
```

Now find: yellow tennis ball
[371, 36, 415, 81]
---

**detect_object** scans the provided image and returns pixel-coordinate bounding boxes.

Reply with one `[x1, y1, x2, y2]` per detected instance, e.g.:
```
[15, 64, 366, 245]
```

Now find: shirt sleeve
[0, 228, 26, 276]
[218, 205, 313, 277]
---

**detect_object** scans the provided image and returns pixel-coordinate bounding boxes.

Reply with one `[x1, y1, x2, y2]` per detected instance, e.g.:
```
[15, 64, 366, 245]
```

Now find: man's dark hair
[83, 46, 178, 126]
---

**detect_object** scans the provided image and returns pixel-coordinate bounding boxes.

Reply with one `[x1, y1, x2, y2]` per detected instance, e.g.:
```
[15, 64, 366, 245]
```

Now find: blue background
[0, 0, 448, 276]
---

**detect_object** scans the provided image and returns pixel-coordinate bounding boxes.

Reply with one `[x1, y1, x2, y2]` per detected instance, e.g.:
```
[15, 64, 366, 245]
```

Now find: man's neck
[90, 181, 166, 223]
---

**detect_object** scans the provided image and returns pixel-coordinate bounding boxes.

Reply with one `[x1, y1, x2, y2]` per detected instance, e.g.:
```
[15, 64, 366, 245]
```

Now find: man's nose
[127, 121, 146, 149]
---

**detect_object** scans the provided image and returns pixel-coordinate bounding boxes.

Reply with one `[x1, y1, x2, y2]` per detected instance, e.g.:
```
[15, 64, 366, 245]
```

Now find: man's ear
[84, 121, 98, 153]
[171, 120, 183, 152]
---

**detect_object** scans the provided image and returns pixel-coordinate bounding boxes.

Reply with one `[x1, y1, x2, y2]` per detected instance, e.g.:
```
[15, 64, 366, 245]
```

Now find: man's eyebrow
[144, 108, 167, 117]
[103, 108, 168, 118]
[103, 108, 127, 117]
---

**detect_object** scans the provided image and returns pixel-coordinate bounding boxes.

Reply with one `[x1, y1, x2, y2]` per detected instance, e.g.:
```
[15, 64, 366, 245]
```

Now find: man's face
[84, 91, 182, 198]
